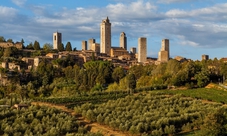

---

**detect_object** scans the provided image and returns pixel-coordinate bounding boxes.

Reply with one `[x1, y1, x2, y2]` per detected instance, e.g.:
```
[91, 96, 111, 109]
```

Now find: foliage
[7, 39, 13, 43]
[112, 67, 125, 83]
[82, 61, 113, 89]
[0, 36, 6, 42]
[200, 107, 227, 136]
[3, 47, 19, 57]
[58, 43, 64, 51]
[26, 42, 34, 49]
[76, 93, 222, 135]
[35, 91, 127, 108]
[126, 73, 136, 93]
[65, 42, 72, 51]
[43, 43, 53, 53]
[33, 40, 40, 50]
[0, 105, 100, 135]
[155, 88, 227, 104]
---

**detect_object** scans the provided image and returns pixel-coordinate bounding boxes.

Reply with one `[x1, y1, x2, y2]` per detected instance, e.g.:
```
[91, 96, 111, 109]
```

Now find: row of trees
[26, 41, 73, 51]
[1, 57, 227, 98]
[74, 93, 226, 135]
[0, 105, 102, 136]
[0, 36, 75, 51]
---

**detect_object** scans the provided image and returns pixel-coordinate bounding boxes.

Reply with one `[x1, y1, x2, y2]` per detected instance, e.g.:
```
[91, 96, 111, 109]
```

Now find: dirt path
[31, 102, 127, 136]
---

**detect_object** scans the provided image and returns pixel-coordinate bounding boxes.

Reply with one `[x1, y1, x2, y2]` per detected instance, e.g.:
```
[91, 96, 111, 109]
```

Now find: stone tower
[202, 54, 209, 60]
[81, 41, 87, 50]
[100, 17, 111, 55]
[138, 37, 147, 63]
[130, 47, 136, 54]
[91, 43, 100, 53]
[120, 32, 127, 50]
[53, 32, 62, 50]
[88, 39, 95, 50]
[158, 39, 170, 62]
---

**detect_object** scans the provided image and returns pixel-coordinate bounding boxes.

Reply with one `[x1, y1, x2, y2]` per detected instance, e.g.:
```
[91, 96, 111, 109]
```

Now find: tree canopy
[33, 40, 40, 50]
[65, 42, 72, 51]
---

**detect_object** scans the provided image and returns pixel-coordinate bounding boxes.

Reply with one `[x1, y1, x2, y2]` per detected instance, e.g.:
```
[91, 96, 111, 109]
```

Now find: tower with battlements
[100, 17, 111, 55]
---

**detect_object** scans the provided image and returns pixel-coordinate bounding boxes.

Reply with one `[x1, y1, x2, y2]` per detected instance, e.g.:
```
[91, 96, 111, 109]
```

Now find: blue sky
[0, 0, 226, 60]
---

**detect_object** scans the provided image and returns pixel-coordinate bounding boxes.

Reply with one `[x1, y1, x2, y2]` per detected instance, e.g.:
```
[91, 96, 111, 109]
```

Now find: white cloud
[0, 0, 226, 59]
[165, 3, 227, 22]
[181, 40, 199, 47]
[11, 0, 27, 7]
[166, 9, 188, 18]
[106, 1, 157, 19]
[157, 0, 194, 4]
[0, 6, 17, 19]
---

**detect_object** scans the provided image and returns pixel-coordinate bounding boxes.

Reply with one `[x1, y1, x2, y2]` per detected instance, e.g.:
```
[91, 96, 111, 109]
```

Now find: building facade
[81, 41, 87, 50]
[53, 32, 62, 50]
[130, 47, 136, 54]
[91, 43, 100, 53]
[138, 37, 147, 63]
[88, 39, 95, 50]
[110, 47, 129, 57]
[202, 54, 209, 60]
[100, 17, 111, 55]
[120, 32, 127, 50]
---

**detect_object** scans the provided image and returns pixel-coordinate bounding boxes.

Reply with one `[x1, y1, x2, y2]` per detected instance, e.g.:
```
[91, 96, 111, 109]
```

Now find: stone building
[158, 39, 170, 62]
[91, 43, 100, 53]
[34, 56, 52, 67]
[120, 32, 127, 50]
[46, 53, 59, 59]
[202, 54, 209, 60]
[138, 37, 147, 63]
[81, 41, 87, 50]
[88, 39, 95, 50]
[100, 17, 111, 55]
[110, 47, 129, 57]
[53, 32, 62, 50]
[130, 47, 136, 54]
[22, 57, 35, 69]
[1, 62, 21, 71]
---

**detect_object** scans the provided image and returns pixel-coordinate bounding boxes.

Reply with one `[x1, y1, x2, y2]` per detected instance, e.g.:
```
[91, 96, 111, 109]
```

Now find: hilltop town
[0, 16, 227, 136]
[0, 17, 226, 86]
[0, 17, 181, 71]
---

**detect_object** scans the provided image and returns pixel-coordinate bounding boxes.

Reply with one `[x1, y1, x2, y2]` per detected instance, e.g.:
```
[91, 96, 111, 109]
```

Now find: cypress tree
[58, 43, 64, 51]
[65, 42, 72, 51]
[33, 40, 40, 50]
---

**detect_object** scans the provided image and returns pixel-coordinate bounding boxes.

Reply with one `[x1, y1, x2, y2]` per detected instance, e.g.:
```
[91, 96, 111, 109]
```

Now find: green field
[151, 88, 227, 104]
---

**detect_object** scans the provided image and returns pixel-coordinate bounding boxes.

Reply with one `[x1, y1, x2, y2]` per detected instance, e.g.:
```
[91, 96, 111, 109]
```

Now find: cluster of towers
[53, 17, 170, 63]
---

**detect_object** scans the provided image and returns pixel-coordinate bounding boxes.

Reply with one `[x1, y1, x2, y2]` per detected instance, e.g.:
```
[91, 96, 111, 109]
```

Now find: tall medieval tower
[120, 32, 127, 50]
[53, 32, 62, 50]
[158, 39, 170, 62]
[138, 37, 147, 63]
[100, 17, 111, 55]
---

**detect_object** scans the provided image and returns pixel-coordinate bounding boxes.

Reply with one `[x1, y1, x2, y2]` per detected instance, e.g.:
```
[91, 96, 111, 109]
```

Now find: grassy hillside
[152, 88, 227, 104]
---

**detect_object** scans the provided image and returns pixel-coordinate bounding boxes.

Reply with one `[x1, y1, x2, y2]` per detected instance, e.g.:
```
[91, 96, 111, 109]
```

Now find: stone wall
[0, 42, 23, 49]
